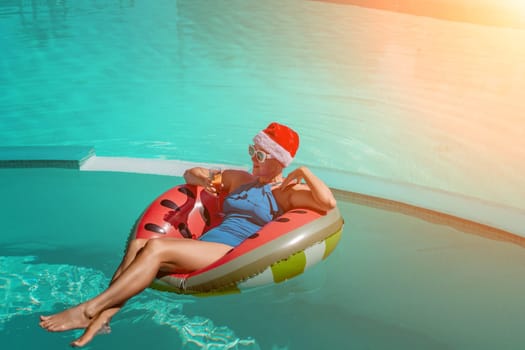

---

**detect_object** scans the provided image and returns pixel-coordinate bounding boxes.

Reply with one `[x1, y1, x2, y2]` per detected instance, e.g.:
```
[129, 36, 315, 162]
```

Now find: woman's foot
[71, 314, 112, 347]
[39, 304, 92, 332]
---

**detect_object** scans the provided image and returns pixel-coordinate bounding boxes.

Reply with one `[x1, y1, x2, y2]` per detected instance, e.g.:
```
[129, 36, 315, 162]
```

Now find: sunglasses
[248, 145, 273, 163]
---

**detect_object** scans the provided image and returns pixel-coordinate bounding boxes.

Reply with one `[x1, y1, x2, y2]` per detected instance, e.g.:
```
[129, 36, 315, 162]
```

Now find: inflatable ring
[130, 184, 344, 296]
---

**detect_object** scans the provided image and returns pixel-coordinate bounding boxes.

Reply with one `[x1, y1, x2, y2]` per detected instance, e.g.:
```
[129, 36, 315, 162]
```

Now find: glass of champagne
[209, 167, 222, 194]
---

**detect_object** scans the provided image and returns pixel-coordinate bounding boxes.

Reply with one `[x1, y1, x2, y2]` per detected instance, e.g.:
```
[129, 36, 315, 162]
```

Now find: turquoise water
[3, 168, 525, 349]
[3, 0, 525, 211]
[3, 0, 525, 349]
[1, 0, 416, 177]
[1, 0, 357, 169]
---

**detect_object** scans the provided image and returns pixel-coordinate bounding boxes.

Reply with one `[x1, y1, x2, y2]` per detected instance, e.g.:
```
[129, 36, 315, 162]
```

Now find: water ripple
[0, 255, 260, 349]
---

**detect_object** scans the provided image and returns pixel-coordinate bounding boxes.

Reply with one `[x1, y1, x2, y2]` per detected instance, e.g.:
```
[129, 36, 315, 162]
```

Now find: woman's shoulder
[272, 183, 303, 212]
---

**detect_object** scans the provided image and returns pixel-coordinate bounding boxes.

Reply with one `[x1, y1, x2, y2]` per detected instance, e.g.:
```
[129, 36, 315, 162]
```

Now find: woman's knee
[141, 238, 168, 257]
[126, 238, 148, 255]
[141, 238, 189, 264]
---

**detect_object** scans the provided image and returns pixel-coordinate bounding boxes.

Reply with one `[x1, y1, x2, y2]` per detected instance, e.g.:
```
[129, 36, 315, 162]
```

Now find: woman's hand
[183, 167, 223, 195]
[280, 166, 336, 212]
[280, 167, 305, 189]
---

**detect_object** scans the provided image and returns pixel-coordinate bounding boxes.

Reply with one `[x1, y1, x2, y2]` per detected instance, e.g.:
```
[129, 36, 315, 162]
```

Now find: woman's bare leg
[39, 238, 231, 333]
[69, 239, 149, 346]
[40, 238, 148, 331]
[111, 238, 149, 281]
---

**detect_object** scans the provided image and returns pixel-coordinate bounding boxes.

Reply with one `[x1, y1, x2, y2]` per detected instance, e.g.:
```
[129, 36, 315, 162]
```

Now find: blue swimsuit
[199, 181, 283, 247]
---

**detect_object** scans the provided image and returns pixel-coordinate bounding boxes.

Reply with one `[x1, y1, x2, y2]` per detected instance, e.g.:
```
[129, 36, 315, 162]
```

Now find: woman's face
[250, 145, 283, 178]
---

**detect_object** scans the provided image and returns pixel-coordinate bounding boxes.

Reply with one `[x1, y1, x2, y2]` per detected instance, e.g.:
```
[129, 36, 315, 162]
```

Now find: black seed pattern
[177, 223, 192, 239]
[289, 210, 308, 214]
[160, 199, 180, 210]
[178, 186, 195, 198]
[144, 223, 166, 234]
[275, 217, 290, 223]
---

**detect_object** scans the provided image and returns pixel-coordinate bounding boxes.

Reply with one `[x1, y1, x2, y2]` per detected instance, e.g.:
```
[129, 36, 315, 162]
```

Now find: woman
[39, 122, 336, 347]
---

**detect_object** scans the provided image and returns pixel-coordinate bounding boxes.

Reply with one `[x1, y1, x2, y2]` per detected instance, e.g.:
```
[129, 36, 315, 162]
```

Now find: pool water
[2, 168, 525, 349]
[3, 0, 525, 211]
[2, 0, 525, 349]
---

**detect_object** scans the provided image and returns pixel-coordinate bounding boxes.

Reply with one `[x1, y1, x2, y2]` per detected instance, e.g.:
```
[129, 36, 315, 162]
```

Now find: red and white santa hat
[253, 122, 299, 167]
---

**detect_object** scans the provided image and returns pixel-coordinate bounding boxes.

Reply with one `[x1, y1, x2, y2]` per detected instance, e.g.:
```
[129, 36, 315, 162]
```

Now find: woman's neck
[256, 174, 283, 184]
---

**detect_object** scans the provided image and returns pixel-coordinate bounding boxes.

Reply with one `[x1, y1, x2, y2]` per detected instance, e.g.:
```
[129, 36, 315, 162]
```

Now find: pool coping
[0, 146, 95, 169]
[2, 146, 524, 240]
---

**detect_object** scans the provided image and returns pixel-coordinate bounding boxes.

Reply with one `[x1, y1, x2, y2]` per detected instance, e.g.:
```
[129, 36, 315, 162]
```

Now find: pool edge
[1, 147, 523, 240]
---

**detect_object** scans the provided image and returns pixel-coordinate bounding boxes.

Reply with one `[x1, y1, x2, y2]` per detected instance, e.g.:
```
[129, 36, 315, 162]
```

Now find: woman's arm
[280, 166, 336, 212]
[183, 167, 252, 195]
[183, 167, 223, 194]
[183, 167, 211, 187]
